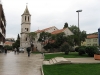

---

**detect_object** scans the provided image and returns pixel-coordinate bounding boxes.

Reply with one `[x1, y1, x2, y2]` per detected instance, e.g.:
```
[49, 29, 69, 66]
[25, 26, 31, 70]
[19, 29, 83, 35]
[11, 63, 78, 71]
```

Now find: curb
[40, 65, 44, 75]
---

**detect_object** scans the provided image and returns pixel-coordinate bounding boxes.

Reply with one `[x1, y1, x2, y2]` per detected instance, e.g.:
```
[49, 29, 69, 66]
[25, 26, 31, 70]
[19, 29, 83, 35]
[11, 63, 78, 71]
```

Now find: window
[28, 16, 29, 21]
[27, 28, 28, 31]
[87, 39, 91, 42]
[25, 16, 26, 21]
[26, 38, 27, 41]
[93, 44, 97, 46]
[93, 39, 97, 42]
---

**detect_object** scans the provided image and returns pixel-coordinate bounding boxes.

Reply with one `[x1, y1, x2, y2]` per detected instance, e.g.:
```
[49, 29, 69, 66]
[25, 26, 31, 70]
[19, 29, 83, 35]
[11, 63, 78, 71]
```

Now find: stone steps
[43, 57, 71, 65]
[55, 57, 71, 64]
[49, 59, 54, 64]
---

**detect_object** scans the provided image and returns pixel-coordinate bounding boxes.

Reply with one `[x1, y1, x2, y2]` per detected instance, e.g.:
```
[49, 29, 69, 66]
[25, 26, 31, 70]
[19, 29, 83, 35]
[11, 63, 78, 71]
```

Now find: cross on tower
[26, 3, 28, 5]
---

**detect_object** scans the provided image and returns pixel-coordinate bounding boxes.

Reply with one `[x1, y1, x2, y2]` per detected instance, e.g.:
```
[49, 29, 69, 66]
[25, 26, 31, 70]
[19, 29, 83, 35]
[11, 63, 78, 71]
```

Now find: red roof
[4, 41, 14, 46]
[87, 34, 98, 39]
[51, 28, 66, 34]
[35, 26, 56, 33]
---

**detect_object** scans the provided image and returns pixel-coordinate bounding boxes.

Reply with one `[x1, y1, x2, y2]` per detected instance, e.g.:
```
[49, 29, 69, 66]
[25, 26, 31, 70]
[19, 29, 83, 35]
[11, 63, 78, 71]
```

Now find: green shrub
[78, 46, 86, 55]
[86, 46, 97, 57]
[75, 47, 79, 52]
[95, 47, 100, 55]
[60, 42, 70, 55]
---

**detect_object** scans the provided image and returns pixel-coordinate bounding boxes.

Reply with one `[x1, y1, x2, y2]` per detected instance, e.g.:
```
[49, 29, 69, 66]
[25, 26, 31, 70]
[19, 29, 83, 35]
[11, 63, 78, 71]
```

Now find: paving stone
[0, 52, 43, 75]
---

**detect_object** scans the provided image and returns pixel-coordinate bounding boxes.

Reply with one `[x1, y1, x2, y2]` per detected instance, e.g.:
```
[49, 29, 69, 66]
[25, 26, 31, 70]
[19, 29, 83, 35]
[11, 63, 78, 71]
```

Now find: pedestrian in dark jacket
[17, 48, 19, 54]
[14, 48, 17, 54]
[27, 47, 31, 57]
[5, 48, 7, 54]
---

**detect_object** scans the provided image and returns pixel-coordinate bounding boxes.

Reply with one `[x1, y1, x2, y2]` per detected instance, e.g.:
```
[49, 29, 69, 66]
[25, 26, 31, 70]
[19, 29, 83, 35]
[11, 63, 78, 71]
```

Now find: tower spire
[22, 3, 30, 15]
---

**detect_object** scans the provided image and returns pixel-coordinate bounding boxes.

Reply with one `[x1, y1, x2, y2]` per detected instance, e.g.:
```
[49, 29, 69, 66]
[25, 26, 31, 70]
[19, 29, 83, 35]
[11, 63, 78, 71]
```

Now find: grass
[44, 52, 89, 59]
[43, 64, 100, 75]
[32, 51, 41, 54]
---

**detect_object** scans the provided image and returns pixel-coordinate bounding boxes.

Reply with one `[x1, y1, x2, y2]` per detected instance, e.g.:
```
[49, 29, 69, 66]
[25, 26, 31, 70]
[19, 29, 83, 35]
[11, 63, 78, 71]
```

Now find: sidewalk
[66, 58, 100, 63]
[0, 52, 43, 75]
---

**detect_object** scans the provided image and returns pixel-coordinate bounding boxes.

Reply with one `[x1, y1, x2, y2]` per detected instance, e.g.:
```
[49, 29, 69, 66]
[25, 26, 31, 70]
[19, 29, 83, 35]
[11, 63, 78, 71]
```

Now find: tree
[69, 25, 87, 46]
[17, 34, 20, 40]
[43, 32, 75, 52]
[38, 32, 51, 52]
[12, 34, 20, 50]
[80, 31, 87, 42]
[28, 32, 37, 52]
[38, 32, 51, 42]
[4, 45, 12, 50]
[63, 22, 68, 29]
[54, 32, 66, 48]
[60, 42, 70, 55]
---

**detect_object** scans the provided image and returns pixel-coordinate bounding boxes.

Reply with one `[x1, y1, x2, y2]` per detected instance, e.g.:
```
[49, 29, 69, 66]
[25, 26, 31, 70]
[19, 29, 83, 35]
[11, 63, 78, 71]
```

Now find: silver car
[19, 48, 24, 53]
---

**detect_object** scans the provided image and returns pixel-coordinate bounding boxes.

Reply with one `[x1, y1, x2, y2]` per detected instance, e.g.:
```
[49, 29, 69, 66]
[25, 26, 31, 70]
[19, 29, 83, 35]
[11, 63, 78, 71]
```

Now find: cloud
[2, 0, 100, 39]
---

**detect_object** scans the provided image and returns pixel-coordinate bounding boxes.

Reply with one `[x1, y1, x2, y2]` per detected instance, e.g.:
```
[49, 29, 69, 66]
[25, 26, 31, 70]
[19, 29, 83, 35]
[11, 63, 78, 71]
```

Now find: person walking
[17, 47, 19, 54]
[27, 47, 31, 57]
[14, 48, 17, 54]
[4, 48, 7, 54]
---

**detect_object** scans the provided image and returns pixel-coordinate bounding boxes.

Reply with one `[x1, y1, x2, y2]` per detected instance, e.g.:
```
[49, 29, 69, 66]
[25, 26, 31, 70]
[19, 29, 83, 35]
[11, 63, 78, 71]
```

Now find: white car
[19, 48, 24, 53]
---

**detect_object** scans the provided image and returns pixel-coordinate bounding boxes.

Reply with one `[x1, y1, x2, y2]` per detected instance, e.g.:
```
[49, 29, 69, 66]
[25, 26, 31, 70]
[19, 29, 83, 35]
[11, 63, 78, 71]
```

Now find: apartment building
[0, 2, 6, 50]
[86, 34, 99, 46]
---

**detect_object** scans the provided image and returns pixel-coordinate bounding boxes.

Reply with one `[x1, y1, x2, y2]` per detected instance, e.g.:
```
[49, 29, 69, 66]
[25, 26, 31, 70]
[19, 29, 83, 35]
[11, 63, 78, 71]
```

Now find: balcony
[2, 33, 5, 37]
[0, 28, 5, 37]
[0, 28, 2, 33]
[0, 42, 3, 45]
[1, 18, 4, 25]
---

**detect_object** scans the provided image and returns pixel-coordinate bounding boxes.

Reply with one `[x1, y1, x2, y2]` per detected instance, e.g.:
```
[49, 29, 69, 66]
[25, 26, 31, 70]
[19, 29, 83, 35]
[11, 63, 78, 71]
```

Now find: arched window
[25, 16, 26, 21]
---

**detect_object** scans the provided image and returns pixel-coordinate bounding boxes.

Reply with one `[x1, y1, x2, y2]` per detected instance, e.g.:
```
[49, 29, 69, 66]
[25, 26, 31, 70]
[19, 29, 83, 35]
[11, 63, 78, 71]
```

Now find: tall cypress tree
[63, 22, 68, 29]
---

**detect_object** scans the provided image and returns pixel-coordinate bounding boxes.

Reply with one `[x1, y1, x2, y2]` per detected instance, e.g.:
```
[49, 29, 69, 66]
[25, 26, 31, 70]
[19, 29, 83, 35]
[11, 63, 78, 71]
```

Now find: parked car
[19, 48, 24, 53]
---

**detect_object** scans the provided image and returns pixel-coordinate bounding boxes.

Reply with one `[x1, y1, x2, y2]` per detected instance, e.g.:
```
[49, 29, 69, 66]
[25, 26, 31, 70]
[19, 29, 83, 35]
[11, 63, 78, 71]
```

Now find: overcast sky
[1, 0, 100, 39]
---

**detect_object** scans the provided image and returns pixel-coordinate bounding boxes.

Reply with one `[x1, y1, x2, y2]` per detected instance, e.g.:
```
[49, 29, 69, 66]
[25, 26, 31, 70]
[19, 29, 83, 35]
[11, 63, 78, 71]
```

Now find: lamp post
[76, 10, 82, 46]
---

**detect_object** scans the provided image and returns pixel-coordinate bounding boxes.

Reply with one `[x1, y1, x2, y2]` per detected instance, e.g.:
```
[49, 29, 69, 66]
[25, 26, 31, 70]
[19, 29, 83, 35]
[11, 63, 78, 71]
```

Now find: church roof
[22, 5, 30, 15]
[51, 28, 66, 34]
[35, 26, 57, 33]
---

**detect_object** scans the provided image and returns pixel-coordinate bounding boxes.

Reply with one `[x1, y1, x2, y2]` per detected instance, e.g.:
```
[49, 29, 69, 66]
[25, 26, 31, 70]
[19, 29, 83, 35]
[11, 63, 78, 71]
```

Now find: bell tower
[20, 5, 31, 49]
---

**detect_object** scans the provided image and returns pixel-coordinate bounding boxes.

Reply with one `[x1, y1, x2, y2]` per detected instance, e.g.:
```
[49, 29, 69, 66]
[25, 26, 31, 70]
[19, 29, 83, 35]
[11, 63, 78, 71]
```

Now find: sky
[1, 0, 100, 40]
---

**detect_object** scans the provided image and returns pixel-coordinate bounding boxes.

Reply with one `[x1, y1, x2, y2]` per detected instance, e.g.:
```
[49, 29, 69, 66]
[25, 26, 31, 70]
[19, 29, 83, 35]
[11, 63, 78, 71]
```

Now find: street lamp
[76, 10, 82, 46]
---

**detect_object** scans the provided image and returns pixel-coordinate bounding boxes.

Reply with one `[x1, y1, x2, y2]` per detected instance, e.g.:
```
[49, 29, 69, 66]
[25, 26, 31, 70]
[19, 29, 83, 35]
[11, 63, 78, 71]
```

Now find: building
[34, 27, 73, 52]
[51, 28, 73, 36]
[0, 2, 6, 51]
[4, 38, 15, 46]
[86, 34, 99, 46]
[34, 26, 58, 51]
[20, 5, 31, 49]
[4, 41, 14, 46]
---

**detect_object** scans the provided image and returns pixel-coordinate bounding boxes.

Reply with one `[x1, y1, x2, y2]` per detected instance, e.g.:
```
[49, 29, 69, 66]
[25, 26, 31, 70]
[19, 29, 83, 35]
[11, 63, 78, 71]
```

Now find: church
[20, 5, 73, 52]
